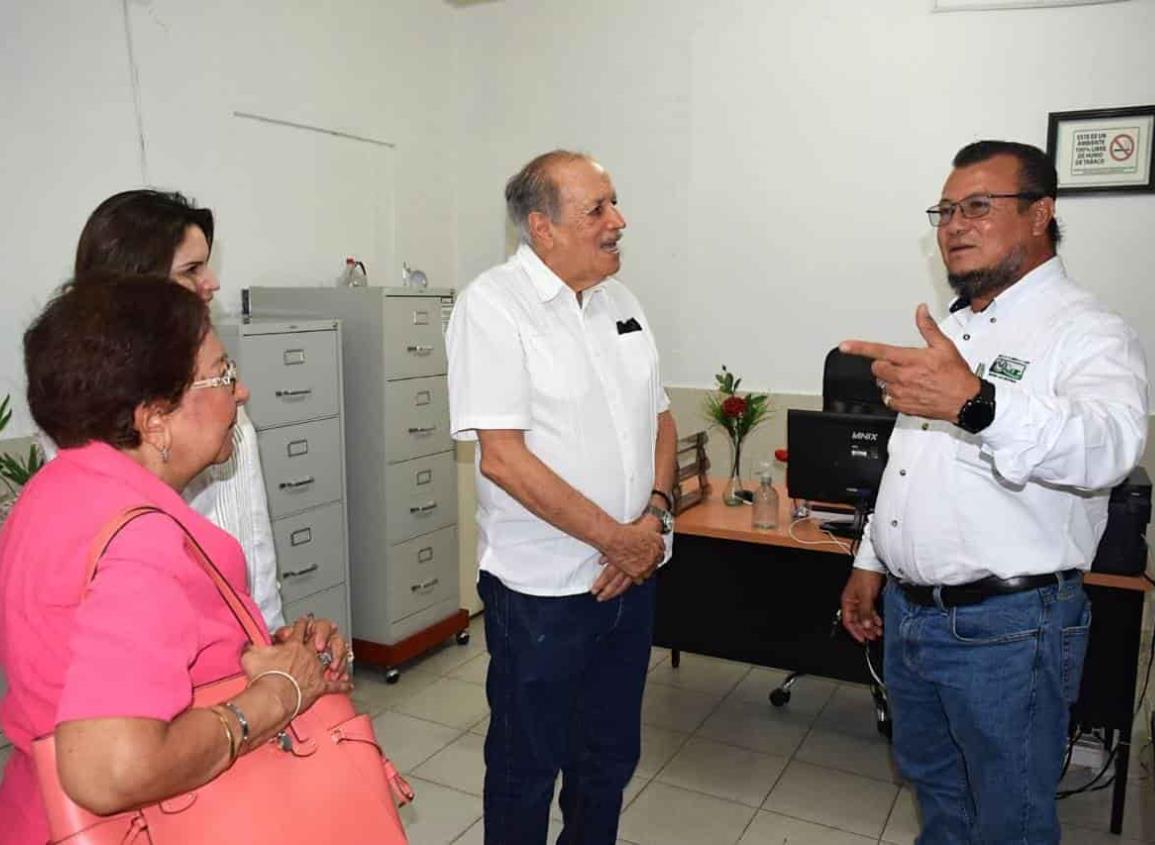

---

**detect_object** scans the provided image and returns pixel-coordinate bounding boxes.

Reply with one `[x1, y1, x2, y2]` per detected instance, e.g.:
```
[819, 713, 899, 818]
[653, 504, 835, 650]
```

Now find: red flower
[721, 396, 747, 418]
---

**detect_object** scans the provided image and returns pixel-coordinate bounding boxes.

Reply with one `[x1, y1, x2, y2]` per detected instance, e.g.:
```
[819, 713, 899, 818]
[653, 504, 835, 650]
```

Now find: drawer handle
[282, 563, 320, 579]
[406, 344, 434, 355]
[275, 388, 313, 398]
[418, 546, 434, 563]
[411, 577, 440, 594]
[408, 425, 437, 435]
[279, 476, 316, 490]
[409, 501, 438, 514]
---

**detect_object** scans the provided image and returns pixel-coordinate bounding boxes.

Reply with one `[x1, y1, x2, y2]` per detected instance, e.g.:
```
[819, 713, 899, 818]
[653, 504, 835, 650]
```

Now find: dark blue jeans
[883, 575, 1091, 844]
[478, 571, 655, 845]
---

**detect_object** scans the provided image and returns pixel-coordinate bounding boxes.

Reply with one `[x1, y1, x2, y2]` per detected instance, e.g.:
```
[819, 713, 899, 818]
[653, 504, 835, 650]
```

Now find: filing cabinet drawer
[242, 330, 340, 428]
[283, 582, 349, 637]
[272, 502, 346, 605]
[259, 417, 343, 517]
[382, 296, 447, 379]
[386, 526, 457, 623]
[384, 377, 452, 462]
[385, 452, 458, 542]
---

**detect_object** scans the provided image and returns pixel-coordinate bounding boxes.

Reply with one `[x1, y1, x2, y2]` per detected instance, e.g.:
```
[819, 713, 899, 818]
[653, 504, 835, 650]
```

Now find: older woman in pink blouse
[0, 278, 351, 843]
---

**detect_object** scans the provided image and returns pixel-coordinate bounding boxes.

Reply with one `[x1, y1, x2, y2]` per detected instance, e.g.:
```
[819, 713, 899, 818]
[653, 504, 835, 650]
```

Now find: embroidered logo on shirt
[989, 355, 1029, 382]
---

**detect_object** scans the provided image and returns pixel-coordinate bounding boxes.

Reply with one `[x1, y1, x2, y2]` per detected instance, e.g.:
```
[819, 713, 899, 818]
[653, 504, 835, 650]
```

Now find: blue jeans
[883, 575, 1091, 845]
[478, 571, 655, 845]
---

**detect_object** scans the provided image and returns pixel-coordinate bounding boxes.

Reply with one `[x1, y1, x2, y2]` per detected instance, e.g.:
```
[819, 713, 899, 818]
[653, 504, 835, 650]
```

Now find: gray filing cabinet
[218, 319, 351, 635]
[248, 288, 466, 679]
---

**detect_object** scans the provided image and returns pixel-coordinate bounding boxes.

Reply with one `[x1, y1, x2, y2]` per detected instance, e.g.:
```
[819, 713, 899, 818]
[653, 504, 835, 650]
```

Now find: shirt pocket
[523, 330, 589, 402]
[614, 331, 658, 390]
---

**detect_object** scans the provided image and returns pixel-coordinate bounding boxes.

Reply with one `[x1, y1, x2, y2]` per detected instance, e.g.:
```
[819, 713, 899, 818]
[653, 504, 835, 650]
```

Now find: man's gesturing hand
[840, 304, 980, 423]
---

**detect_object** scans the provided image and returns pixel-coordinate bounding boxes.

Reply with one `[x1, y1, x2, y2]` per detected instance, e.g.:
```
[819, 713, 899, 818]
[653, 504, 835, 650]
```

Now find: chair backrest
[822, 348, 895, 416]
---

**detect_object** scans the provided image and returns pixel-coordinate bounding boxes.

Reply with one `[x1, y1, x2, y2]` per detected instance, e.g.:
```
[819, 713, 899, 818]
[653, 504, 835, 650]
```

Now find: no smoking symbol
[1110, 133, 1136, 162]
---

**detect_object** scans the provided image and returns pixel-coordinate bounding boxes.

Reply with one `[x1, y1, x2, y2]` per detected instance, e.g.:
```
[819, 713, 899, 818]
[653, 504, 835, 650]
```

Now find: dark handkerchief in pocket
[616, 317, 642, 335]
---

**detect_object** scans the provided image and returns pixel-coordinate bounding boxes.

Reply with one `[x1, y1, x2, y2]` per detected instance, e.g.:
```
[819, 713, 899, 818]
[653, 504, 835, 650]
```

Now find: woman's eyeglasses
[191, 359, 239, 392]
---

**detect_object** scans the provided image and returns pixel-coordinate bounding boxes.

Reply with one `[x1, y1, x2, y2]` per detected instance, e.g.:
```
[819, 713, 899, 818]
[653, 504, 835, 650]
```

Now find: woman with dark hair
[70, 189, 283, 629]
[0, 278, 351, 843]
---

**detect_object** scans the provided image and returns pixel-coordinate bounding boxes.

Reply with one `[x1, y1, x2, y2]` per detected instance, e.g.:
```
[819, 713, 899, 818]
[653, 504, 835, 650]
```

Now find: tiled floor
[0, 617, 1151, 844]
[351, 616, 1155, 845]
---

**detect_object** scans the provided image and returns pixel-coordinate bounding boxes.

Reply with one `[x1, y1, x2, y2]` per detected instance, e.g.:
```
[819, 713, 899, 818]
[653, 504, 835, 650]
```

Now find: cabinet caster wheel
[385, 669, 401, 685]
[769, 688, 791, 707]
[456, 630, 471, 645]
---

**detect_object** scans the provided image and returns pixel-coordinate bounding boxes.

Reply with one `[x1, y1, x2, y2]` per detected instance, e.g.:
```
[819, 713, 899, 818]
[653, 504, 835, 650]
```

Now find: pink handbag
[31, 506, 413, 844]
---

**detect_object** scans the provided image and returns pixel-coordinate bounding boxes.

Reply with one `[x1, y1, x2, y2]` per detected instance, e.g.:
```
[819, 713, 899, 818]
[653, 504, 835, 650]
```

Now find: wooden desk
[656, 479, 868, 685]
[1072, 571, 1150, 834]
[659, 479, 1150, 835]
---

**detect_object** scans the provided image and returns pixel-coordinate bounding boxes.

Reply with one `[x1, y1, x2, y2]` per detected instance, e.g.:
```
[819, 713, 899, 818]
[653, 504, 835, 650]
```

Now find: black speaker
[1091, 466, 1151, 575]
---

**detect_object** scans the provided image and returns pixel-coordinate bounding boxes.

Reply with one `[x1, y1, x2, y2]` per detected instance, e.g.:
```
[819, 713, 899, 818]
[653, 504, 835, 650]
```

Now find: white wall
[452, 0, 1155, 396]
[5, 1, 1154, 421]
[0, 0, 461, 435]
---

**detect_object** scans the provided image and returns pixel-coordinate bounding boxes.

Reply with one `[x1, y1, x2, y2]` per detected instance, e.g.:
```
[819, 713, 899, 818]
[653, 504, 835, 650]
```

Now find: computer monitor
[786, 409, 897, 507]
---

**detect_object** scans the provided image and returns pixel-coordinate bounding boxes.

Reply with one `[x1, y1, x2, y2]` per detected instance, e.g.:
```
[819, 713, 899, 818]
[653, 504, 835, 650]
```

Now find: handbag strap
[84, 505, 270, 647]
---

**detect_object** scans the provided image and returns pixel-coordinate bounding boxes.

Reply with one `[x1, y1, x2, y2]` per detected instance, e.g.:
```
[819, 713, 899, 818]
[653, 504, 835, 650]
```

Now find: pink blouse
[0, 443, 267, 844]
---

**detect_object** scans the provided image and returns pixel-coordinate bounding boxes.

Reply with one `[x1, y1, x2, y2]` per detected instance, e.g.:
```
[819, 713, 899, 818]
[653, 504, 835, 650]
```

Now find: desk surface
[674, 478, 853, 555]
[674, 477, 1151, 592]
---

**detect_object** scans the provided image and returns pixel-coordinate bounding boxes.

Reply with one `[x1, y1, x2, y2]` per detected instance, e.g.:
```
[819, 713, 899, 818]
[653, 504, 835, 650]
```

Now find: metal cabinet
[248, 288, 467, 680]
[218, 319, 351, 635]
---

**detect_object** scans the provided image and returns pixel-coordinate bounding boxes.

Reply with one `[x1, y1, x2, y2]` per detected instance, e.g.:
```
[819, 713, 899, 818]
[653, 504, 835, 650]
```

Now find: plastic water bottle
[752, 462, 779, 530]
[338, 257, 368, 287]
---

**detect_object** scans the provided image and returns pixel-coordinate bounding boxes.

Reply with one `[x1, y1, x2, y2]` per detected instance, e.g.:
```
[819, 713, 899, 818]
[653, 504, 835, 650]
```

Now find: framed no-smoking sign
[1046, 105, 1154, 195]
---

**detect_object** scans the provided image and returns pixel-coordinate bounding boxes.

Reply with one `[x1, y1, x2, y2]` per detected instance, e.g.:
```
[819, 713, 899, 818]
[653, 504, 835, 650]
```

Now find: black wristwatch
[956, 378, 996, 434]
[645, 505, 674, 535]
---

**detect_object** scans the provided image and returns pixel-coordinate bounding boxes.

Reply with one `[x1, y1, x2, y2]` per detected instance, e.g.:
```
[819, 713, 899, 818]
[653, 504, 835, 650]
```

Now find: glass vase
[722, 439, 746, 506]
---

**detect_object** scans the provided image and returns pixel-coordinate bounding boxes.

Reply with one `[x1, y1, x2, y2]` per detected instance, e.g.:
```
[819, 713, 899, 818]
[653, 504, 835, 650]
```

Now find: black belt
[896, 569, 1080, 608]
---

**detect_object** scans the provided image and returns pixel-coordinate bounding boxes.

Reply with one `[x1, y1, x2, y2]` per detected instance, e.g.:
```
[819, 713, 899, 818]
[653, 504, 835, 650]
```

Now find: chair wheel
[385, 669, 401, 685]
[456, 630, 471, 645]
[769, 688, 791, 707]
[876, 705, 892, 740]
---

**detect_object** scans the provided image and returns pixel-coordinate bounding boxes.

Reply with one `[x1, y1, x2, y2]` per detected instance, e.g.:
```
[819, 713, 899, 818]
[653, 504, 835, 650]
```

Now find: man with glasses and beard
[837, 140, 1148, 843]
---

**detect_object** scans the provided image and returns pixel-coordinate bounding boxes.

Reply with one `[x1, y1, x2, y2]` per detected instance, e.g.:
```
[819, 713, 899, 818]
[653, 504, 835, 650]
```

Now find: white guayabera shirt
[184, 405, 285, 629]
[447, 243, 672, 597]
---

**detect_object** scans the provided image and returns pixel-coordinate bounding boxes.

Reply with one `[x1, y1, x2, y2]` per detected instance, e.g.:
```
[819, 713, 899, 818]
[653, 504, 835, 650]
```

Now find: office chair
[769, 347, 893, 739]
[821, 347, 895, 417]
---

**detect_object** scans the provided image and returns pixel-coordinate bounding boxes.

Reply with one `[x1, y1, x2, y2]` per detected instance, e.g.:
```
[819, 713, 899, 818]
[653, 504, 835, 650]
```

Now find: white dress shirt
[184, 406, 285, 629]
[854, 257, 1148, 586]
[447, 244, 672, 596]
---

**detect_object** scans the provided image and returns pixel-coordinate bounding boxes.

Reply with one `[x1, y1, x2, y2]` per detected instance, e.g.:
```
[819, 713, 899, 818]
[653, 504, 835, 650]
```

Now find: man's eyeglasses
[925, 192, 1043, 227]
[191, 359, 239, 392]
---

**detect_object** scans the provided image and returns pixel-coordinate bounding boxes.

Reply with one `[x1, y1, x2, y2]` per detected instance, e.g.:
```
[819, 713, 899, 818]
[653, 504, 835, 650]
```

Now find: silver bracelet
[250, 669, 303, 722]
[222, 701, 251, 747]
